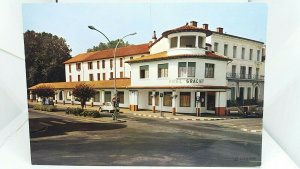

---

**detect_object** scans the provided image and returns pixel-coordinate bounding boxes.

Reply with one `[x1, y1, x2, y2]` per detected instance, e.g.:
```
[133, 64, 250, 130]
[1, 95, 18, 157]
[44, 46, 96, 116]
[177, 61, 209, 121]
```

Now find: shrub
[65, 108, 99, 118]
[33, 104, 56, 112]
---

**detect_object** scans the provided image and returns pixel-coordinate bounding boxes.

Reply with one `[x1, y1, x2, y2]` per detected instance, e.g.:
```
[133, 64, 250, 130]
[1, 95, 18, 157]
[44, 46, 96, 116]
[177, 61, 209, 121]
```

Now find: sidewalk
[28, 101, 240, 121]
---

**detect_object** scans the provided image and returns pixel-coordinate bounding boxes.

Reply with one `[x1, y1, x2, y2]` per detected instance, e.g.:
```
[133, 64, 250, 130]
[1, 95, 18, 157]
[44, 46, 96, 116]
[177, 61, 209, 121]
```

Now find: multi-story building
[29, 21, 265, 116]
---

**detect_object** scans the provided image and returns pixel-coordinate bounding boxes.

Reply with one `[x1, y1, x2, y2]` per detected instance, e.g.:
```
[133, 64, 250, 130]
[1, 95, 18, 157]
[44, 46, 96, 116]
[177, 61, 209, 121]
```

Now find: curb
[132, 113, 228, 121]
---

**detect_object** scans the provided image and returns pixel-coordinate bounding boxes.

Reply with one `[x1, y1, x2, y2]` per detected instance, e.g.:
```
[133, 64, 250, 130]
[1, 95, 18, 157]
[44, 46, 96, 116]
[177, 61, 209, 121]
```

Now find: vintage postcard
[23, 2, 267, 167]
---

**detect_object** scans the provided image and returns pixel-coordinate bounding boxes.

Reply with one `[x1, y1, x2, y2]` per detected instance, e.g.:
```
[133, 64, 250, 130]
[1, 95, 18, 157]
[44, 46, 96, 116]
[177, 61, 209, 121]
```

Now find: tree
[72, 83, 96, 110]
[24, 30, 72, 88]
[87, 39, 130, 52]
[32, 85, 55, 104]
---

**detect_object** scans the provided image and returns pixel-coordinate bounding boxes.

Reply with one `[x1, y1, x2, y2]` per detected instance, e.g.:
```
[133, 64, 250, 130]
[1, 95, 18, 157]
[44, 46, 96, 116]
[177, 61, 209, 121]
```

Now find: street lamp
[88, 25, 136, 120]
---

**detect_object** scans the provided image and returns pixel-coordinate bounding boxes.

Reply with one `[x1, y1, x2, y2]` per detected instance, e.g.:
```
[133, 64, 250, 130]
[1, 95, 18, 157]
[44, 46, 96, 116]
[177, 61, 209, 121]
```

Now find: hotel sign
[169, 78, 204, 84]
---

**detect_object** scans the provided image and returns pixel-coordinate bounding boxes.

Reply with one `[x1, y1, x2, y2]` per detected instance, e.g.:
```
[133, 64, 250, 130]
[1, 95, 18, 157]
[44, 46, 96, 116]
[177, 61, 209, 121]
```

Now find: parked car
[242, 106, 263, 118]
[99, 102, 119, 113]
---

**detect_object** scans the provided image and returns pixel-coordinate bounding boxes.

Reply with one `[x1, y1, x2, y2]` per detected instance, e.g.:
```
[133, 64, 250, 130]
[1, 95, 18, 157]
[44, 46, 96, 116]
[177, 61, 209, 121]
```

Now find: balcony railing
[226, 73, 264, 80]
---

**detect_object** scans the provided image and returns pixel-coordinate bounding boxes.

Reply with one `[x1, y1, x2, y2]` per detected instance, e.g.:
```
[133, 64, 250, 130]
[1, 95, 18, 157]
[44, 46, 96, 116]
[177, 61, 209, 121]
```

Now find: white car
[99, 102, 119, 113]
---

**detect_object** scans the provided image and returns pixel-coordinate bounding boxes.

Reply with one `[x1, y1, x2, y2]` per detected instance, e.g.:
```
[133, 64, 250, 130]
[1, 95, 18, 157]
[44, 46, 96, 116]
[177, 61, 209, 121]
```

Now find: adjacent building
[29, 21, 265, 116]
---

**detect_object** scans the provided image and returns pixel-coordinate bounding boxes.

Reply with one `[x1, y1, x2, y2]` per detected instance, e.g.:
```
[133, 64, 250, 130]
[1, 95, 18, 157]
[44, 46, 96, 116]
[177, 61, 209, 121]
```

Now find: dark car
[243, 106, 263, 118]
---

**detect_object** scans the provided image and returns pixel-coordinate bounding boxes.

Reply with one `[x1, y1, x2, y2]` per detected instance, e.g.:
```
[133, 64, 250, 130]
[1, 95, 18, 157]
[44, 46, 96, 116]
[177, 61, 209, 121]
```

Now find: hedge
[33, 105, 57, 112]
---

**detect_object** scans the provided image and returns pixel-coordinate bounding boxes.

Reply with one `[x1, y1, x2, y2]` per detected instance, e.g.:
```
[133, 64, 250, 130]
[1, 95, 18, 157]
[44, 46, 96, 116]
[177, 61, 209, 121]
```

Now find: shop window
[163, 92, 172, 107]
[140, 65, 149, 79]
[94, 91, 100, 102]
[158, 63, 168, 78]
[104, 91, 111, 102]
[180, 92, 191, 107]
[180, 36, 196, 48]
[170, 37, 178, 48]
[118, 91, 124, 104]
[205, 63, 215, 78]
[148, 92, 159, 106]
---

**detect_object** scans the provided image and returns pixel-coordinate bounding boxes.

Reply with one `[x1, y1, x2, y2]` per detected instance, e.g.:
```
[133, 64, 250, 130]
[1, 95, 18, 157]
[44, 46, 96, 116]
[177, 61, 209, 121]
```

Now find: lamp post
[88, 25, 136, 120]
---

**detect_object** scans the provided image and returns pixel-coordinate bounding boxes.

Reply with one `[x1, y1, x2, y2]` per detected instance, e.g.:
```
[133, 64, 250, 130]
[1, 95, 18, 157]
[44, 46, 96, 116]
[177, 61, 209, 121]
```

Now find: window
[257, 50, 261, 61]
[89, 74, 94, 81]
[232, 65, 236, 78]
[97, 61, 100, 69]
[240, 66, 246, 79]
[224, 44, 228, 56]
[97, 73, 100, 81]
[241, 47, 245, 59]
[102, 73, 106, 80]
[120, 72, 124, 78]
[247, 87, 252, 99]
[214, 42, 219, 52]
[69, 75, 72, 82]
[180, 36, 196, 48]
[118, 91, 124, 104]
[178, 62, 187, 77]
[158, 63, 168, 78]
[248, 67, 252, 79]
[256, 68, 260, 79]
[110, 72, 113, 79]
[140, 65, 149, 79]
[249, 49, 253, 60]
[102, 60, 105, 68]
[88, 62, 93, 69]
[94, 91, 100, 102]
[205, 63, 215, 78]
[77, 75, 80, 81]
[104, 91, 111, 102]
[170, 37, 178, 48]
[110, 59, 113, 69]
[180, 92, 191, 107]
[120, 58, 123, 67]
[187, 62, 196, 77]
[69, 64, 71, 73]
[231, 87, 236, 100]
[163, 92, 172, 106]
[198, 36, 204, 48]
[148, 92, 159, 106]
[233, 46, 237, 58]
[76, 63, 81, 70]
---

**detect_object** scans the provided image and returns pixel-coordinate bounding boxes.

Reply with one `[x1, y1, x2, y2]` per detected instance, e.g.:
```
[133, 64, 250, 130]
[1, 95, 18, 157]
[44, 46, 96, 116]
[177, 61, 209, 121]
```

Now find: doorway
[207, 92, 215, 111]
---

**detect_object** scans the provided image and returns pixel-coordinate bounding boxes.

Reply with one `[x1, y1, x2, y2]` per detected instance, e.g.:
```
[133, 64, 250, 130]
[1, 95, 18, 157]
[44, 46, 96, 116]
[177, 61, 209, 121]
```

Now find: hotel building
[29, 21, 265, 116]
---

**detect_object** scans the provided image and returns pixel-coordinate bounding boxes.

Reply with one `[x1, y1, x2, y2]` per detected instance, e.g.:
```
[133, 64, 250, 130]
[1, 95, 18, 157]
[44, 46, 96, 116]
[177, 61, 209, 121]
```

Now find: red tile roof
[126, 51, 231, 63]
[162, 24, 212, 37]
[28, 79, 131, 90]
[64, 44, 150, 64]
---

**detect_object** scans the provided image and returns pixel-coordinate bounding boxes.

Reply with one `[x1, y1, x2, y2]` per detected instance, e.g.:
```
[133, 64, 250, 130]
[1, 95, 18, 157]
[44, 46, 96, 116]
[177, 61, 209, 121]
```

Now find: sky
[22, 2, 267, 56]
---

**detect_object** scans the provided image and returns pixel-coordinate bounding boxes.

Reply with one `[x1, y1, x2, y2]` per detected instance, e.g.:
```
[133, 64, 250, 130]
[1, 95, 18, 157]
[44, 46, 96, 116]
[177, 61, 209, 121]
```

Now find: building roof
[64, 44, 150, 64]
[125, 51, 231, 63]
[212, 31, 264, 44]
[128, 85, 230, 90]
[162, 24, 212, 37]
[28, 79, 131, 90]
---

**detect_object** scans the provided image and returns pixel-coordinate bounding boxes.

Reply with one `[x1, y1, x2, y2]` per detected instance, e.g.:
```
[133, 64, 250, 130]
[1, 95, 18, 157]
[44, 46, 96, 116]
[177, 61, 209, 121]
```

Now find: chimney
[152, 31, 157, 41]
[203, 24, 209, 30]
[189, 21, 198, 27]
[216, 27, 224, 33]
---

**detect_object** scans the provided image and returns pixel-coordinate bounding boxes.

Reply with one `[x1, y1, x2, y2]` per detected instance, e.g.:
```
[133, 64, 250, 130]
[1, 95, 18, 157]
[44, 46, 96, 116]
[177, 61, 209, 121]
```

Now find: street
[29, 109, 262, 167]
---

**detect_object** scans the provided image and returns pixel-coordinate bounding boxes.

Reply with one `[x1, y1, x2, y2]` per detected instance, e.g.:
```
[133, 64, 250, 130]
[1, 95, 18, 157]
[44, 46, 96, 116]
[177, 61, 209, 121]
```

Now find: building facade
[29, 21, 265, 116]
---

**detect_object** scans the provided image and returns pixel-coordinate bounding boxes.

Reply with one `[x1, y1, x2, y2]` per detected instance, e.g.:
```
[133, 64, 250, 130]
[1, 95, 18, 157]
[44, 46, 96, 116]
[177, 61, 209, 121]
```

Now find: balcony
[226, 73, 264, 81]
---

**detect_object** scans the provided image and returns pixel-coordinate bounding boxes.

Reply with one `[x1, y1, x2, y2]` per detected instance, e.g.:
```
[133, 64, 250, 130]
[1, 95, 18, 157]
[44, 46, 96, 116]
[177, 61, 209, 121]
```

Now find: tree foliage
[24, 30, 72, 88]
[72, 83, 96, 110]
[87, 39, 130, 52]
[33, 85, 55, 99]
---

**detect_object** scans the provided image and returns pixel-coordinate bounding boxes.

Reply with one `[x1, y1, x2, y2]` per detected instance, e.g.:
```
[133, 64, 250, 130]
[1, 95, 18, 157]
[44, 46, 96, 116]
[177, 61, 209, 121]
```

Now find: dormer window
[180, 36, 196, 48]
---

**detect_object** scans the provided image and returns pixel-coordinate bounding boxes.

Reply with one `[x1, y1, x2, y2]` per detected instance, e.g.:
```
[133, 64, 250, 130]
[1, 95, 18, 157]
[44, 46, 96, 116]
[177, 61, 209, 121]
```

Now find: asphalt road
[29, 110, 262, 167]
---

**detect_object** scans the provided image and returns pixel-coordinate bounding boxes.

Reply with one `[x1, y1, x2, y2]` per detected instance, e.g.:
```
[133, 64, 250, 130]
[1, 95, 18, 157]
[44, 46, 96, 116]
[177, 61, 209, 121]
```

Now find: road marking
[40, 122, 52, 126]
[50, 121, 66, 125]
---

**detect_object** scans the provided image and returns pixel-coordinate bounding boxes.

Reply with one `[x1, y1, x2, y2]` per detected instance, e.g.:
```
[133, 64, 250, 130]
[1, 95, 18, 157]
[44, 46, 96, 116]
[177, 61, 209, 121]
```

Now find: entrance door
[207, 92, 215, 111]
[254, 87, 258, 101]
[239, 87, 244, 105]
